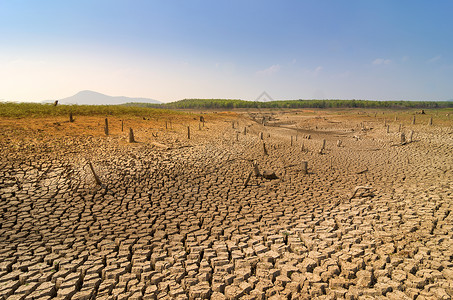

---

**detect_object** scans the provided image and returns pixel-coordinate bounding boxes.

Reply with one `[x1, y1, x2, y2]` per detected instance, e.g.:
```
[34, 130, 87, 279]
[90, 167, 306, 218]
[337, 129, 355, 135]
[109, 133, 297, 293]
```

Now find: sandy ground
[0, 109, 452, 299]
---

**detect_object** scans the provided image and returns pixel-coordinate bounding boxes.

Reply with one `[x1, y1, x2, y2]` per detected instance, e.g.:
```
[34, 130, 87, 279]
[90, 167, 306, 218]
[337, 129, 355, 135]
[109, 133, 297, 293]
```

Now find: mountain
[59, 90, 161, 105]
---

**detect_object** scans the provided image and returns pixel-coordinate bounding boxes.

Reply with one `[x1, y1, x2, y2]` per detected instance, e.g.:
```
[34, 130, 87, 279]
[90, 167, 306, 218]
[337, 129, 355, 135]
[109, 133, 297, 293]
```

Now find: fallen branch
[88, 161, 102, 186]
[356, 168, 368, 174]
[349, 186, 373, 200]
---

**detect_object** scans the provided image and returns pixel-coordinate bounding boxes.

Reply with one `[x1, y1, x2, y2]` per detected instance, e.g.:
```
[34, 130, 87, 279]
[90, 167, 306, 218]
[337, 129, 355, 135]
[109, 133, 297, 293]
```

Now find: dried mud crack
[1, 112, 452, 299]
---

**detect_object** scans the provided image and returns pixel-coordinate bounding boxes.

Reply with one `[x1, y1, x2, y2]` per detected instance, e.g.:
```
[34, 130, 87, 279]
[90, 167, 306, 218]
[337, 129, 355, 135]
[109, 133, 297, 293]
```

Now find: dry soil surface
[0, 110, 452, 299]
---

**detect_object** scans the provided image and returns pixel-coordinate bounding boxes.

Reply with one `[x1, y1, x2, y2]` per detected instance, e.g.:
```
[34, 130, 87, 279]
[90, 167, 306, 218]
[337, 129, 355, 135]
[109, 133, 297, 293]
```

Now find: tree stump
[244, 171, 253, 188]
[252, 161, 260, 177]
[412, 115, 415, 125]
[121, 120, 124, 132]
[187, 126, 191, 139]
[301, 161, 308, 175]
[262, 142, 268, 156]
[88, 161, 102, 186]
[104, 118, 109, 135]
[400, 132, 406, 144]
[69, 112, 74, 122]
[428, 117, 433, 126]
[129, 128, 135, 143]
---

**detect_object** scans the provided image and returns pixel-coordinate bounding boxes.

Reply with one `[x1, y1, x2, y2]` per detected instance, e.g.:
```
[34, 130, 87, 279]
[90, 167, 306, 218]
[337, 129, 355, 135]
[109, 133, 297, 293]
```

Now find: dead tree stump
[262, 142, 268, 156]
[386, 125, 390, 133]
[253, 161, 260, 177]
[129, 128, 135, 143]
[121, 120, 124, 132]
[187, 126, 190, 139]
[428, 117, 433, 126]
[104, 118, 109, 135]
[88, 161, 102, 186]
[409, 130, 414, 143]
[69, 112, 74, 122]
[400, 132, 406, 144]
[301, 161, 308, 175]
[244, 171, 253, 188]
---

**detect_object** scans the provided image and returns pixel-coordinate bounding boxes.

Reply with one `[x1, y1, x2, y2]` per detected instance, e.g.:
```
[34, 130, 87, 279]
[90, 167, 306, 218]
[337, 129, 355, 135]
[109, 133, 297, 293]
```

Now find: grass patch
[0, 102, 184, 118]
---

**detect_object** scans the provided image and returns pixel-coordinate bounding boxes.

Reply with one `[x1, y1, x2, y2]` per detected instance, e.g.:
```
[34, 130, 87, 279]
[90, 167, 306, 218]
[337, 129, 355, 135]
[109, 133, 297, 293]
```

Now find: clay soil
[0, 109, 452, 299]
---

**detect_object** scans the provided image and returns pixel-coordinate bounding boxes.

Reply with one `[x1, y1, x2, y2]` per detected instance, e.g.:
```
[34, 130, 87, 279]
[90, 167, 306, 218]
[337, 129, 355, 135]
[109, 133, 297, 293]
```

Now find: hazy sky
[1, 1, 452, 102]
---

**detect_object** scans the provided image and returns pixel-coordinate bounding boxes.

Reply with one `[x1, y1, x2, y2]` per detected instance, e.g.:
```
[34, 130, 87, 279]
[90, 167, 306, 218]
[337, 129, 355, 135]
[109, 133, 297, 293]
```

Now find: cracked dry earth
[0, 112, 452, 300]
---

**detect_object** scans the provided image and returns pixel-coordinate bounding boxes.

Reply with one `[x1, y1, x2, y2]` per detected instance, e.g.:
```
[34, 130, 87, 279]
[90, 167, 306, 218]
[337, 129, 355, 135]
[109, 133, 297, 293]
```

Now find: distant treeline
[128, 99, 453, 109]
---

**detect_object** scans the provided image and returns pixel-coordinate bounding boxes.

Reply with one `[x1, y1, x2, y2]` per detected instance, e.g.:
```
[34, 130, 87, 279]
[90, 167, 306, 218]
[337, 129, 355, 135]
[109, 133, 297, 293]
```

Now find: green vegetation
[0, 102, 183, 118]
[129, 99, 453, 110]
[1, 99, 451, 118]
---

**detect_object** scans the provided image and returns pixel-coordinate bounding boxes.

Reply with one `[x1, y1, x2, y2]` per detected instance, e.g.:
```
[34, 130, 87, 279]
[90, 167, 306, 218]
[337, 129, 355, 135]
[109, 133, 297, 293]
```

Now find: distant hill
[59, 90, 161, 105]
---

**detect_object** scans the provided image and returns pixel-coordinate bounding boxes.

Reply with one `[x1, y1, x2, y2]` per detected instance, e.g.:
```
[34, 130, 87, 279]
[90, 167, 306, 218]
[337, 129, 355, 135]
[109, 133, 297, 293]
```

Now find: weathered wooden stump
[69, 112, 74, 122]
[262, 142, 268, 156]
[409, 130, 414, 143]
[121, 120, 124, 132]
[412, 115, 416, 125]
[428, 117, 433, 126]
[244, 171, 253, 188]
[301, 161, 308, 175]
[187, 126, 191, 139]
[129, 128, 135, 143]
[252, 161, 260, 177]
[243, 127, 247, 135]
[104, 118, 109, 135]
[386, 125, 390, 133]
[400, 132, 406, 144]
[88, 161, 102, 186]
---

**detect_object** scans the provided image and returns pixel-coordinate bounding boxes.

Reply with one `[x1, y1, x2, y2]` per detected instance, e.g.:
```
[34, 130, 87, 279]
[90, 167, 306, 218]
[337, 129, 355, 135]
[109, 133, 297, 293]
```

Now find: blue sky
[1, 0, 452, 102]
